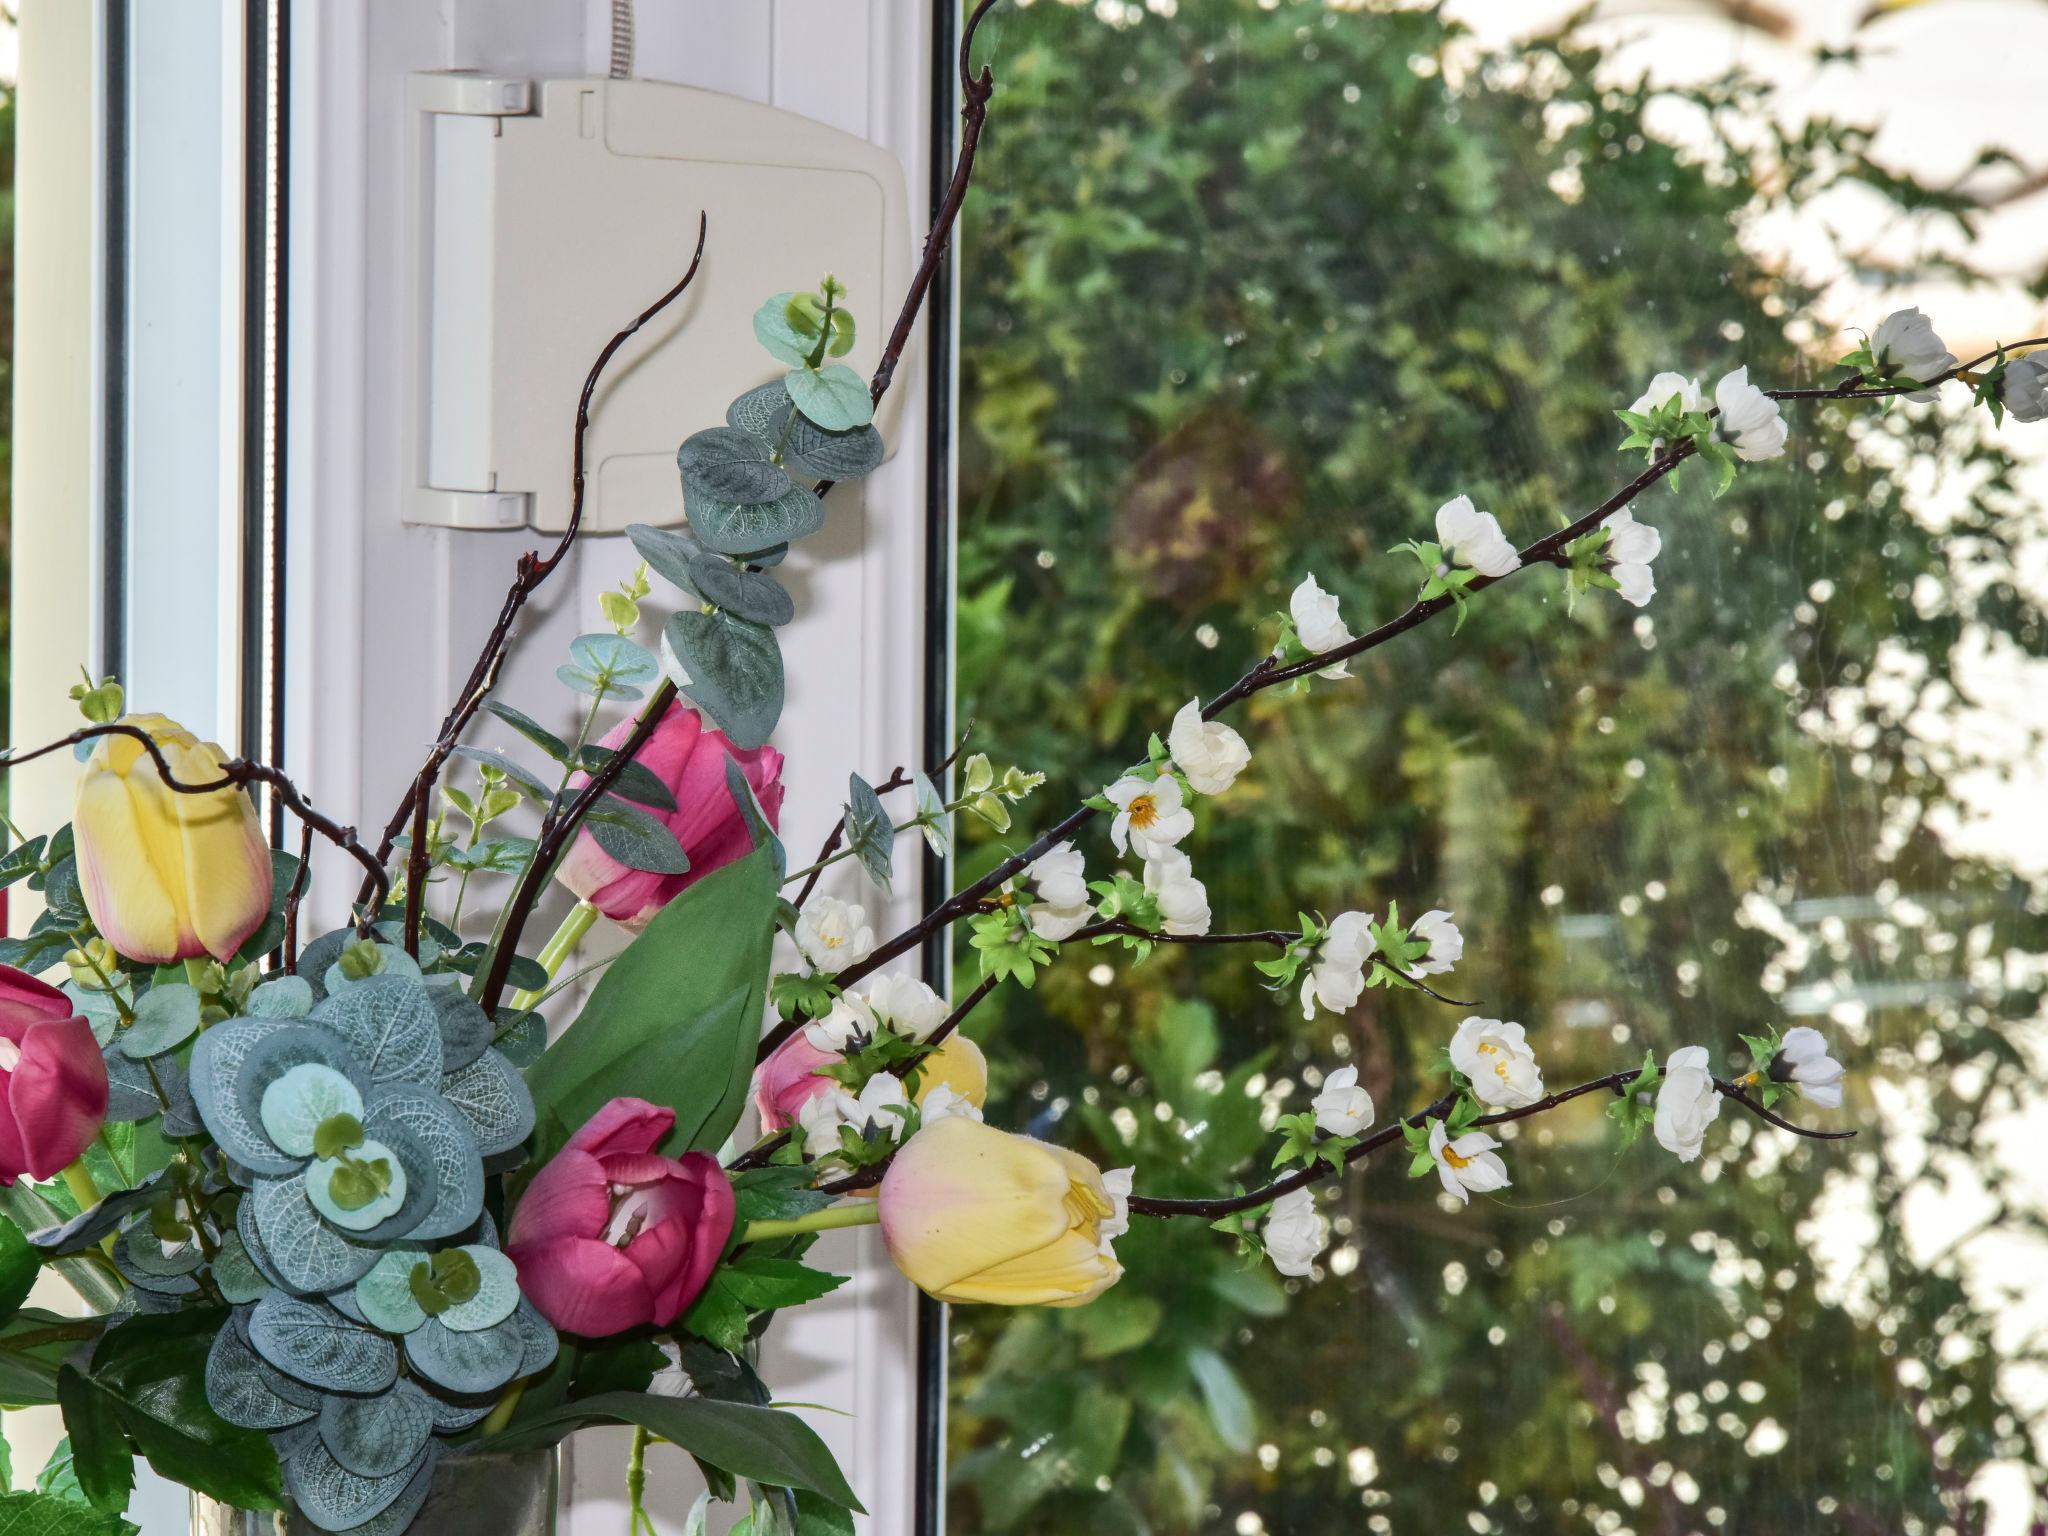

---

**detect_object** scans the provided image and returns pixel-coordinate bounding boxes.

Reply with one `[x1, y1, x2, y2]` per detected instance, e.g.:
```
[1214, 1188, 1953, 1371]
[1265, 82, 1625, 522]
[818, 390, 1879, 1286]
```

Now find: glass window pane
[944, 4, 2048, 1533]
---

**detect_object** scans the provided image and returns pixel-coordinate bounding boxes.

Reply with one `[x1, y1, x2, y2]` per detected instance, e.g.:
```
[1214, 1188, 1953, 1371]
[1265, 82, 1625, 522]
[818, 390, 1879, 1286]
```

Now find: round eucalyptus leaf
[322, 943, 422, 1000]
[491, 1011, 545, 1070]
[294, 929, 352, 1001]
[120, 982, 201, 1059]
[259, 1062, 364, 1158]
[236, 1198, 309, 1297]
[249, 975, 316, 1019]
[402, 1313, 525, 1396]
[206, 1319, 318, 1431]
[785, 361, 875, 431]
[726, 377, 796, 441]
[319, 1379, 436, 1479]
[681, 554, 796, 627]
[437, 1245, 521, 1333]
[437, 1048, 536, 1159]
[63, 981, 124, 1047]
[192, 1018, 318, 1175]
[268, 1418, 321, 1470]
[662, 610, 785, 751]
[286, 1435, 436, 1533]
[312, 975, 445, 1088]
[226, 1025, 369, 1176]
[429, 988, 494, 1074]
[246, 1172, 383, 1293]
[512, 1297, 561, 1379]
[779, 412, 886, 482]
[418, 1387, 496, 1433]
[304, 1140, 411, 1232]
[683, 477, 826, 557]
[212, 1229, 273, 1305]
[752, 292, 813, 367]
[318, 1441, 441, 1536]
[362, 1085, 483, 1241]
[248, 1293, 399, 1396]
[679, 426, 798, 505]
[740, 542, 789, 569]
[115, 1218, 202, 1280]
[353, 1247, 429, 1335]
[102, 1038, 182, 1123]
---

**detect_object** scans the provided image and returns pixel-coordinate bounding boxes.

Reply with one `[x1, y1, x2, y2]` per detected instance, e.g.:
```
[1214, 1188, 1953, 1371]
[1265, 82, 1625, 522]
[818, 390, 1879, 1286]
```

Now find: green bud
[968, 792, 1011, 833]
[69, 672, 125, 726]
[999, 766, 1046, 801]
[313, 1113, 365, 1160]
[323, 1156, 392, 1212]
[599, 589, 640, 635]
[431, 1248, 482, 1306]
[408, 1260, 452, 1316]
[962, 753, 995, 794]
[338, 940, 384, 981]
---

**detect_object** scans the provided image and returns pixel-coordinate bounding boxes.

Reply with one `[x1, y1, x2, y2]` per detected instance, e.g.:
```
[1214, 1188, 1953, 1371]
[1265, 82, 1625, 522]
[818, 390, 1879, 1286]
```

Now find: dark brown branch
[283, 819, 314, 973]
[792, 768, 912, 910]
[1072, 918, 1476, 1007]
[373, 217, 712, 942]
[0, 723, 389, 923]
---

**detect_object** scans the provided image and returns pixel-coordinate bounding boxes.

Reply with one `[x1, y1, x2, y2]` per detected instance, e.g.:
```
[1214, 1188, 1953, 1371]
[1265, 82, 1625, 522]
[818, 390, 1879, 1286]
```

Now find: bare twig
[374, 217, 712, 945]
[1071, 918, 1476, 1007]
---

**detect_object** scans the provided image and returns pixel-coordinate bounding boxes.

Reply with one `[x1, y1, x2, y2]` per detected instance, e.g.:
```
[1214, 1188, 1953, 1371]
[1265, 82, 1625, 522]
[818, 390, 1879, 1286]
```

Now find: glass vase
[189, 1449, 557, 1536]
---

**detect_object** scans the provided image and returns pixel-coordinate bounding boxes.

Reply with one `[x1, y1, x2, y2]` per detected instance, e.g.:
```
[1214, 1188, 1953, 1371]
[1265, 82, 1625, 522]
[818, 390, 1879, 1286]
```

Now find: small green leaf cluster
[1615, 397, 1737, 497]
[969, 904, 1057, 988]
[1251, 914, 1324, 991]
[1208, 1201, 1271, 1269]
[1269, 1111, 1355, 1173]
[1970, 349, 2011, 425]
[1605, 1052, 1663, 1147]
[1389, 539, 1481, 630]
[958, 751, 1045, 835]
[1366, 901, 1430, 993]
[1400, 1096, 1483, 1178]
[1738, 1027, 1786, 1107]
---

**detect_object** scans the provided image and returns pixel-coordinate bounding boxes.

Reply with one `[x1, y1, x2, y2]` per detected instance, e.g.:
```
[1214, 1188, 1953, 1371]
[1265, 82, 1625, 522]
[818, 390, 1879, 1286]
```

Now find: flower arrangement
[0, 10, 2042, 1533]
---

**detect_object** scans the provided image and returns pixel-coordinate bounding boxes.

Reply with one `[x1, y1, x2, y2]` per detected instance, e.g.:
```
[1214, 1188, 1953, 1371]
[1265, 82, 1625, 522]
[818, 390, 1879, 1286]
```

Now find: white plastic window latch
[400, 72, 913, 534]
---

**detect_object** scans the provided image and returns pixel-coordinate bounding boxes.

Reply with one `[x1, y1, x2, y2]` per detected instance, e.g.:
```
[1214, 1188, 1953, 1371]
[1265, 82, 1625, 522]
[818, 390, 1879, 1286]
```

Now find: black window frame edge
[914, 1, 962, 1532]
[98, 0, 129, 683]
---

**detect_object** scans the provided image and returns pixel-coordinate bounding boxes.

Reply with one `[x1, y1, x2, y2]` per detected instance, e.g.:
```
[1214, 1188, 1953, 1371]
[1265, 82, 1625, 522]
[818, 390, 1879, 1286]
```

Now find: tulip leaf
[664, 610, 785, 751]
[784, 363, 874, 432]
[526, 848, 777, 1165]
[0, 1493, 138, 1536]
[584, 797, 692, 875]
[482, 1391, 862, 1512]
[0, 1215, 36, 1325]
[723, 757, 786, 882]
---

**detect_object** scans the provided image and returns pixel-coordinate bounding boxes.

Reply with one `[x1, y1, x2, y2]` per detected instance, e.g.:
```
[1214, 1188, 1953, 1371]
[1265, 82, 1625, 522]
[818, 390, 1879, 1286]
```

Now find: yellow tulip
[73, 713, 274, 964]
[915, 1033, 987, 1111]
[877, 1116, 1124, 1307]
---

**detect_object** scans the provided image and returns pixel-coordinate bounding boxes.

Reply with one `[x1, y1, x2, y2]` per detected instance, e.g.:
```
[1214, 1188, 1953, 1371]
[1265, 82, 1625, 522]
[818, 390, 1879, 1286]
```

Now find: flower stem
[738, 1200, 883, 1246]
[507, 899, 600, 1012]
[626, 1426, 652, 1535]
[479, 1378, 528, 1437]
[60, 1158, 101, 1214]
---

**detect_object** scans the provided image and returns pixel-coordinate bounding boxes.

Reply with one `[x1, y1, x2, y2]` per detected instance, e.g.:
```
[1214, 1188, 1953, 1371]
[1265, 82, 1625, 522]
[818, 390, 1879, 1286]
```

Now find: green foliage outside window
[947, 4, 2046, 1531]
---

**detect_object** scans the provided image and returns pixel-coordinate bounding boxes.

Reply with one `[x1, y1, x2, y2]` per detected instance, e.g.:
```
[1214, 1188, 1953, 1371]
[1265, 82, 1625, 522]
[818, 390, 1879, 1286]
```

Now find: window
[940, 3, 2048, 1531]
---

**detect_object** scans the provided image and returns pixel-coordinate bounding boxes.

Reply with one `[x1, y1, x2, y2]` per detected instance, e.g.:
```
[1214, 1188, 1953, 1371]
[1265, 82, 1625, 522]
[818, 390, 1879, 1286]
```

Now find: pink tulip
[555, 702, 785, 930]
[505, 1097, 735, 1336]
[754, 1033, 842, 1133]
[0, 967, 110, 1184]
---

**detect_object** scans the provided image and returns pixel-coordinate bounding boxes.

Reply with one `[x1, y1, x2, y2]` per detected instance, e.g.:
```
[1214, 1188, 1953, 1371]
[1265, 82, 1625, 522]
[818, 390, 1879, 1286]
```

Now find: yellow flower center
[1063, 1179, 1113, 1235]
[1128, 795, 1158, 830]
[1441, 1142, 1472, 1170]
[1474, 1040, 1512, 1084]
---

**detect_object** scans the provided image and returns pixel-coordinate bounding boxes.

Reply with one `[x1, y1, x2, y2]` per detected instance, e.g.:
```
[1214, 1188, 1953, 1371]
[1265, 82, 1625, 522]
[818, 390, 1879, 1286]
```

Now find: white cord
[608, 0, 635, 79]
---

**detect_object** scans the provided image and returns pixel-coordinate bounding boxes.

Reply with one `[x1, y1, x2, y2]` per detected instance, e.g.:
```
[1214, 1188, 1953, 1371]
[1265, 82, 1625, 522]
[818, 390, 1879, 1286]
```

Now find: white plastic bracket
[397, 72, 912, 533]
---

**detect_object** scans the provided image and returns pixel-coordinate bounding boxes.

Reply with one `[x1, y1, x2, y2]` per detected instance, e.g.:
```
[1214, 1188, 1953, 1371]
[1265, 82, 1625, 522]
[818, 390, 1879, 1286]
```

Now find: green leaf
[118, 983, 200, 1059]
[35, 1438, 86, 1502]
[447, 747, 554, 801]
[0, 1214, 36, 1323]
[718, 1254, 848, 1311]
[482, 701, 574, 764]
[0, 1492, 137, 1535]
[1186, 1347, 1255, 1453]
[752, 293, 816, 368]
[527, 848, 777, 1163]
[584, 797, 692, 875]
[784, 364, 874, 431]
[559, 633, 659, 700]
[664, 610, 785, 751]
[683, 479, 827, 559]
[480, 1391, 862, 1511]
[56, 1367, 132, 1515]
[680, 1275, 752, 1353]
[575, 747, 678, 813]
[680, 427, 800, 505]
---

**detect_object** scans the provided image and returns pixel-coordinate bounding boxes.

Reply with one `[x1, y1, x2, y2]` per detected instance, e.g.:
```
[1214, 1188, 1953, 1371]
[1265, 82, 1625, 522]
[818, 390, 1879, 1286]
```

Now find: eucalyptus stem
[738, 1201, 883, 1246]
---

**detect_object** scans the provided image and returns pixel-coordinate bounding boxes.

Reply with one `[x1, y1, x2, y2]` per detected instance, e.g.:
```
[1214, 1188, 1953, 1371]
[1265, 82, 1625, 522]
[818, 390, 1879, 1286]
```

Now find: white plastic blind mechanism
[401, 72, 913, 533]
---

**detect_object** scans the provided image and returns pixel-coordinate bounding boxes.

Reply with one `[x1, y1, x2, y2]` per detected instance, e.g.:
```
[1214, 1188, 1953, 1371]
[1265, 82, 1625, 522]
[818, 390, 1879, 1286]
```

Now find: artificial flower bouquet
[1, 17, 2042, 1533]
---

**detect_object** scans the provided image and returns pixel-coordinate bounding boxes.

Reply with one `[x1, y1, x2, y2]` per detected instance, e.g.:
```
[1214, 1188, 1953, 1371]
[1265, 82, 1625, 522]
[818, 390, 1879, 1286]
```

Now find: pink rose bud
[0, 966, 111, 1184]
[505, 1097, 735, 1336]
[753, 1032, 842, 1134]
[554, 702, 785, 930]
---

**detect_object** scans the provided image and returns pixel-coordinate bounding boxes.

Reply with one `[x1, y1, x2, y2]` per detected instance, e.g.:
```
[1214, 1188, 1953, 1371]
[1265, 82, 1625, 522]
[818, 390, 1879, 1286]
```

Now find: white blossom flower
[1263, 1187, 1327, 1277]
[803, 993, 879, 1054]
[919, 1083, 983, 1127]
[2002, 355, 2048, 423]
[1653, 1045, 1722, 1163]
[1773, 1026, 1845, 1109]
[1428, 1120, 1511, 1205]
[1289, 573, 1354, 679]
[1449, 1017, 1545, 1109]
[1098, 1166, 1134, 1255]
[1025, 841, 1094, 941]
[797, 1091, 853, 1160]
[1105, 772, 1195, 861]
[1714, 367, 1788, 461]
[800, 1079, 906, 1161]
[1409, 909, 1463, 976]
[1298, 911, 1376, 1020]
[1310, 1064, 1374, 1137]
[860, 972, 951, 1042]
[1604, 508, 1662, 609]
[1870, 308, 1956, 401]
[1435, 494, 1521, 579]
[1143, 850, 1212, 936]
[794, 897, 874, 974]
[1168, 699, 1251, 797]
[1630, 371, 1704, 417]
